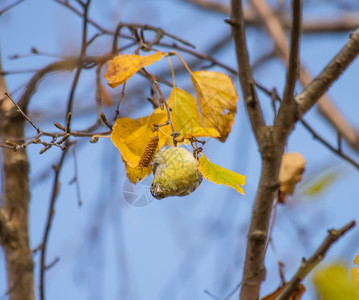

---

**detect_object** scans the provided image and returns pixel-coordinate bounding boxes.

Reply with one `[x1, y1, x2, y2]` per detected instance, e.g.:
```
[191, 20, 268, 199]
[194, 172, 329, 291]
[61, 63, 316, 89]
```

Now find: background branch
[40, 148, 69, 300]
[185, 0, 359, 33]
[275, 220, 356, 300]
[0, 52, 35, 300]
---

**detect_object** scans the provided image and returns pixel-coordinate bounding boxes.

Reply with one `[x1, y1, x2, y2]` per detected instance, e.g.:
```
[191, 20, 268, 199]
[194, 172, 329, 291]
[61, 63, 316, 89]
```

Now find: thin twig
[4, 93, 41, 133]
[224, 282, 242, 300]
[54, 0, 111, 34]
[71, 145, 82, 206]
[203, 290, 220, 300]
[185, 0, 359, 33]
[114, 82, 126, 120]
[159, 41, 237, 75]
[65, 0, 91, 124]
[0, 0, 25, 16]
[95, 62, 105, 119]
[141, 68, 176, 139]
[275, 220, 356, 300]
[40, 148, 69, 300]
[118, 23, 196, 49]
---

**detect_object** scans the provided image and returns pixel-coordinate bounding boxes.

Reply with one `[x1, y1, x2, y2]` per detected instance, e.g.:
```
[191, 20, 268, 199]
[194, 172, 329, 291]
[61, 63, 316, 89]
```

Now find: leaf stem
[170, 51, 193, 75]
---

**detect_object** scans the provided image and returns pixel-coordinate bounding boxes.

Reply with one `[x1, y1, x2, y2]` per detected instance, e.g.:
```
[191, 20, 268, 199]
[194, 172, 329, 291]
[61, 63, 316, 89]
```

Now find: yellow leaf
[302, 167, 339, 197]
[313, 264, 358, 300]
[191, 71, 238, 142]
[124, 162, 152, 184]
[167, 87, 220, 141]
[352, 254, 359, 286]
[110, 108, 171, 170]
[105, 52, 165, 88]
[198, 154, 245, 195]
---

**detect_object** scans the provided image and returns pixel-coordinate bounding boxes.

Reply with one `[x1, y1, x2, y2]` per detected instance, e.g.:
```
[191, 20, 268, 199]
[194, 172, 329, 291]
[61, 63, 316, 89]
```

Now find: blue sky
[1, 0, 359, 299]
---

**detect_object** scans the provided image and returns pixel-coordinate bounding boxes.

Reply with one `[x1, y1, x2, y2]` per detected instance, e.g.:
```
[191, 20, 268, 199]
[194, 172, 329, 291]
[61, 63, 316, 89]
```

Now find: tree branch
[231, 1, 286, 300]
[0, 52, 35, 300]
[275, 220, 356, 300]
[230, 0, 266, 143]
[281, 0, 301, 105]
[275, 0, 301, 133]
[296, 28, 359, 117]
[249, 0, 359, 152]
[256, 82, 359, 170]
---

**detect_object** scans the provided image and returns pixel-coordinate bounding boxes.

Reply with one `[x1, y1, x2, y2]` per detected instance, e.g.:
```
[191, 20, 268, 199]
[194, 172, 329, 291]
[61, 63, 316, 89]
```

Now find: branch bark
[230, 1, 293, 299]
[249, 0, 359, 151]
[231, 1, 359, 299]
[0, 54, 35, 300]
[230, 0, 266, 142]
[296, 28, 359, 116]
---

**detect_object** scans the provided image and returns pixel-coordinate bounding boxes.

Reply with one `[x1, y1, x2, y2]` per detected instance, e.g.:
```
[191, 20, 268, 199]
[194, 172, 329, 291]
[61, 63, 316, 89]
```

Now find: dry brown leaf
[278, 152, 306, 203]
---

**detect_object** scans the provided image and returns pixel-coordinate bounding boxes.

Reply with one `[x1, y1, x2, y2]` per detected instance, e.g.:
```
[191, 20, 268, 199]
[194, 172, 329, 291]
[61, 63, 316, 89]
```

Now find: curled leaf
[191, 70, 238, 142]
[278, 152, 306, 203]
[198, 154, 245, 195]
[105, 52, 165, 88]
[110, 109, 172, 183]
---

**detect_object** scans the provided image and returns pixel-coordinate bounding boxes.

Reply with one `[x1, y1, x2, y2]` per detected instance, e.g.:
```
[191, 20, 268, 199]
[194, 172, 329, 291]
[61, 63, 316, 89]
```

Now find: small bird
[150, 147, 203, 199]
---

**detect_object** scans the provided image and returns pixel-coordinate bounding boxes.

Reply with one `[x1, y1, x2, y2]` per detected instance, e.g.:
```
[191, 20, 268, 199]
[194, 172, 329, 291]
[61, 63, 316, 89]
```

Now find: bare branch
[230, 1, 290, 299]
[249, 0, 359, 152]
[230, 0, 266, 142]
[275, 220, 356, 300]
[281, 0, 301, 105]
[0, 52, 35, 300]
[40, 148, 69, 300]
[65, 0, 91, 129]
[256, 82, 359, 170]
[275, 0, 301, 133]
[0, 0, 25, 16]
[296, 28, 359, 116]
[185, 0, 359, 33]
[4, 93, 41, 133]
[17, 58, 77, 111]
